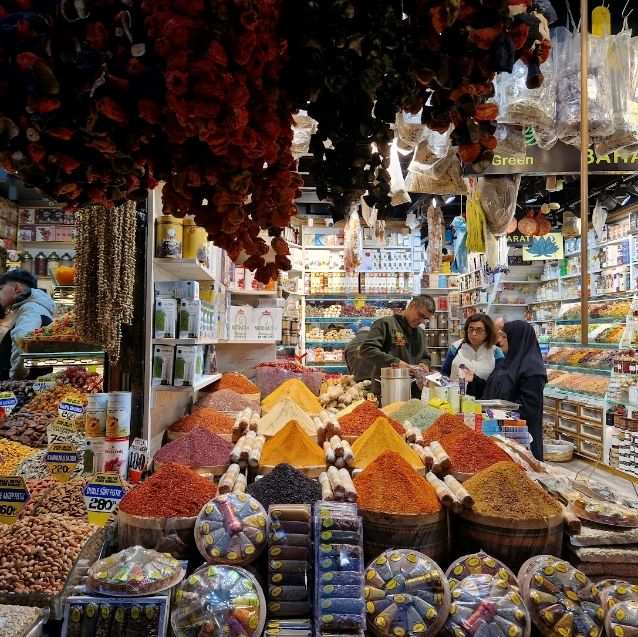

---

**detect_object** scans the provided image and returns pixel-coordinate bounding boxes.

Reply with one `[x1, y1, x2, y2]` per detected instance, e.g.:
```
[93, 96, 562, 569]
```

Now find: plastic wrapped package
[598, 580, 638, 610]
[364, 549, 451, 637]
[555, 29, 613, 146]
[427, 205, 443, 274]
[171, 565, 266, 637]
[442, 553, 530, 637]
[478, 175, 521, 236]
[343, 208, 363, 274]
[569, 496, 638, 528]
[494, 124, 526, 160]
[314, 502, 365, 634]
[396, 111, 426, 152]
[407, 127, 452, 176]
[389, 140, 411, 206]
[606, 600, 638, 637]
[405, 148, 469, 196]
[518, 555, 604, 637]
[594, 27, 638, 156]
[195, 493, 268, 565]
[86, 546, 185, 596]
[496, 59, 556, 130]
[292, 112, 318, 159]
[268, 504, 312, 617]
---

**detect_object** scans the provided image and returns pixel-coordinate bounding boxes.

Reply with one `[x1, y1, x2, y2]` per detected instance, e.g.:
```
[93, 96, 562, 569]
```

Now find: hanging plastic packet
[592, 199, 607, 240]
[388, 138, 411, 206]
[478, 175, 521, 236]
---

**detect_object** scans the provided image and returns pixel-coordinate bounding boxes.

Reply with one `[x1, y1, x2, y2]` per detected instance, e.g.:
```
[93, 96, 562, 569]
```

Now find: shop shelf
[218, 340, 278, 345]
[559, 400, 579, 416]
[490, 303, 528, 307]
[460, 302, 488, 309]
[561, 273, 583, 279]
[227, 287, 277, 296]
[305, 341, 350, 347]
[593, 236, 632, 248]
[558, 431, 578, 448]
[579, 404, 605, 423]
[153, 258, 214, 281]
[152, 337, 217, 345]
[305, 317, 370, 323]
[303, 245, 345, 250]
[556, 318, 626, 324]
[579, 420, 603, 441]
[577, 437, 603, 460]
[545, 364, 611, 376]
[544, 396, 559, 410]
[153, 373, 222, 392]
[546, 341, 620, 349]
[306, 294, 411, 299]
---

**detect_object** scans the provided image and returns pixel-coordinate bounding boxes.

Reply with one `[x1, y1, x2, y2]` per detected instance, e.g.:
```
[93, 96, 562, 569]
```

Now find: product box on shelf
[178, 299, 202, 339]
[176, 280, 199, 300]
[229, 305, 254, 340]
[154, 298, 177, 339]
[254, 307, 283, 341]
[174, 345, 204, 387]
[18, 207, 36, 225]
[154, 281, 177, 298]
[35, 226, 55, 242]
[18, 226, 35, 242]
[36, 208, 66, 224]
[152, 345, 175, 386]
[55, 226, 75, 242]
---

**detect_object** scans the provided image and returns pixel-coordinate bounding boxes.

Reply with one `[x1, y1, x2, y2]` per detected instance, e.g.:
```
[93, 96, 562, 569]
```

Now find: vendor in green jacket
[360, 295, 436, 398]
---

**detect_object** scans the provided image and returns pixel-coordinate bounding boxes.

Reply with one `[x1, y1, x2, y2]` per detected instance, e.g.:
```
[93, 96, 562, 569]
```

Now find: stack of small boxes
[153, 280, 216, 387]
[268, 504, 313, 622]
[313, 502, 365, 637]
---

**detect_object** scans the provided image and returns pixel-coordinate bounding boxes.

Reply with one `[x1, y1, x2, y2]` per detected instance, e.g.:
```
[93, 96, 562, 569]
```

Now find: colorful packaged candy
[606, 601, 638, 637]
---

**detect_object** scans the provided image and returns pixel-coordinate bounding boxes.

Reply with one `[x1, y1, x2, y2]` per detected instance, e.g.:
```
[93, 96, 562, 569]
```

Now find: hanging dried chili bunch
[74, 202, 136, 363]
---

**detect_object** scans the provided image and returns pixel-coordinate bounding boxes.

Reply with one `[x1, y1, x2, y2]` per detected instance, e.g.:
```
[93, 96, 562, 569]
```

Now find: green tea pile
[409, 405, 444, 431]
[463, 461, 562, 520]
[392, 399, 428, 423]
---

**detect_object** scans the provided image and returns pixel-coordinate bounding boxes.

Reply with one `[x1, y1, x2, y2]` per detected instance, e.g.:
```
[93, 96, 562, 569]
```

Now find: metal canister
[183, 224, 209, 263]
[20, 252, 34, 274]
[105, 392, 132, 438]
[102, 438, 130, 478]
[34, 252, 47, 276]
[155, 214, 183, 258]
[85, 393, 108, 437]
[380, 367, 411, 407]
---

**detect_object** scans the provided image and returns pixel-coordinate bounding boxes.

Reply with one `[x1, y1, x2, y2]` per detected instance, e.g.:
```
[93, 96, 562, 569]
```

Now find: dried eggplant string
[75, 202, 136, 363]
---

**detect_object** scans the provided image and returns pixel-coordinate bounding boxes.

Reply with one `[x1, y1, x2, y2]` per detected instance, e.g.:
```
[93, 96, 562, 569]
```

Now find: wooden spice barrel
[117, 511, 200, 560]
[451, 509, 564, 572]
[359, 508, 449, 564]
[153, 459, 228, 477]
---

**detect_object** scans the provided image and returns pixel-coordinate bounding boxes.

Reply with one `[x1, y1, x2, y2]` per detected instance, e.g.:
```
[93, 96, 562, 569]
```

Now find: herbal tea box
[174, 345, 203, 387]
[154, 281, 177, 298]
[229, 305, 254, 340]
[154, 298, 177, 339]
[179, 300, 202, 339]
[152, 345, 174, 386]
[253, 307, 282, 341]
[176, 280, 199, 300]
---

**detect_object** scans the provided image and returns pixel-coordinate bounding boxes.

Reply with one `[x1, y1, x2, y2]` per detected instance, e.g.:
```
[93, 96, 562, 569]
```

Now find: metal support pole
[580, 0, 589, 345]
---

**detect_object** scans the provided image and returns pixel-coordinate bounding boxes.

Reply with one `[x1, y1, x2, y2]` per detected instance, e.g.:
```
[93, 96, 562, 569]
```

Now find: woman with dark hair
[441, 313, 504, 381]
[466, 320, 547, 460]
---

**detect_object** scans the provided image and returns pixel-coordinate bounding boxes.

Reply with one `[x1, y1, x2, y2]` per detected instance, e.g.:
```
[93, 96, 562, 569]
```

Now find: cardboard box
[37, 208, 66, 223]
[55, 225, 75, 242]
[253, 307, 282, 341]
[179, 299, 202, 339]
[176, 280, 199, 300]
[154, 281, 177, 298]
[154, 298, 177, 339]
[18, 227, 35, 242]
[19, 208, 35, 224]
[152, 345, 174, 386]
[35, 226, 55, 242]
[174, 345, 203, 386]
[229, 305, 253, 340]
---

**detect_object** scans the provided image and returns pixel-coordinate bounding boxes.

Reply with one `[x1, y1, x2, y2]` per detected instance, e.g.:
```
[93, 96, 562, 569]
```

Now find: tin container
[380, 367, 411, 407]
[106, 392, 132, 438]
[183, 224, 209, 262]
[155, 215, 183, 258]
[102, 437, 130, 478]
[85, 393, 108, 437]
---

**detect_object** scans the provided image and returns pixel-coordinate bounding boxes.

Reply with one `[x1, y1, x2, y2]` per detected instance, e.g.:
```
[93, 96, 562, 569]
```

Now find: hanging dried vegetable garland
[74, 202, 137, 363]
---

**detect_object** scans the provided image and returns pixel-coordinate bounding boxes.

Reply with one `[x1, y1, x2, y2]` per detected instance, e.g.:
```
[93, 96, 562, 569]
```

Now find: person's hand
[397, 361, 412, 369]
[418, 362, 430, 373]
[464, 367, 475, 383]
[0, 309, 13, 328]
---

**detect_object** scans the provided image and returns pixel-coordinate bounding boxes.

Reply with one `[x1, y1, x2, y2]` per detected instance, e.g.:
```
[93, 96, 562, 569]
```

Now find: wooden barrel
[451, 509, 564, 572]
[118, 511, 199, 560]
[359, 508, 449, 564]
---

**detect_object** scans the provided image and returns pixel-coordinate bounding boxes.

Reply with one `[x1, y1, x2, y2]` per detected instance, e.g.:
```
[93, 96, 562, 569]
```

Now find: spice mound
[257, 397, 317, 438]
[168, 407, 234, 435]
[463, 461, 562, 520]
[353, 451, 441, 514]
[246, 463, 322, 510]
[352, 416, 423, 470]
[261, 378, 322, 415]
[259, 420, 325, 468]
[338, 400, 405, 437]
[119, 463, 217, 518]
[153, 427, 234, 469]
[0, 513, 96, 595]
[0, 438, 38, 474]
[213, 372, 259, 395]
[194, 389, 258, 414]
[422, 413, 512, 473]
[391, 399, 427, 423]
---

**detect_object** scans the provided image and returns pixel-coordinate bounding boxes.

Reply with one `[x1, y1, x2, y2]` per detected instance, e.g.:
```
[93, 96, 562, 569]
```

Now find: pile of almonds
[0, 514, 96, 595]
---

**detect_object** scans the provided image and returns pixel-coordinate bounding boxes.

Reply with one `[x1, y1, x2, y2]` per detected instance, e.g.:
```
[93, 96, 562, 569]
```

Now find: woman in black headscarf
[465, 321, 547, 460]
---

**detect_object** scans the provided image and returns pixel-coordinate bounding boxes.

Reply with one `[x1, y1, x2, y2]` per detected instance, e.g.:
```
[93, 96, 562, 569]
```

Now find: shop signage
[44, 442, 79, 482]
[466, 140, 638, 175]
[0, 476, 29, 524]
[522, 233, 564, 260]
[0, 392, 17, 416]
[128, 438, 149, 484]
[83, 473, 125, 526]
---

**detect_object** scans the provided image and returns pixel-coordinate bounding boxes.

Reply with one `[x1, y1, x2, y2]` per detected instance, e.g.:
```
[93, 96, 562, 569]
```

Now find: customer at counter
[359, 295, 435, 398]
[440, 313, 503, 381]
[465, 320, 547, 460]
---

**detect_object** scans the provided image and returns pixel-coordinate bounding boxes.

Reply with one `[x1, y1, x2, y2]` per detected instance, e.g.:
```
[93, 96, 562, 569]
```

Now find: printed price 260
[0, 504, 17, 516]
[87, 498, 116, 512]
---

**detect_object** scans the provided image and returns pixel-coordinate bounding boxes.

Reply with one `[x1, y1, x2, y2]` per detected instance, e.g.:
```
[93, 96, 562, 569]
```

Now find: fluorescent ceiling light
[445, 196, 455, 204]
[526, 197, 538, 203]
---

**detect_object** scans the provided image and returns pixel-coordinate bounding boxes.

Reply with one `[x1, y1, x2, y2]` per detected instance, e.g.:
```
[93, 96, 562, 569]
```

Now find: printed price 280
[0, 504, 17, 516]
[87, 498, 116, 512]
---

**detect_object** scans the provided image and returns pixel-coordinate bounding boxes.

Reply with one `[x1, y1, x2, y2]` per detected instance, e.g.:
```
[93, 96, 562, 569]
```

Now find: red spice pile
[422, 414, 512, 474]
[119, 463, 217, 518]
[212, 373, 259, 395]
[153, 427, 233, 468]
[338, 401, 405, 437]
[168, 408, 234, 435]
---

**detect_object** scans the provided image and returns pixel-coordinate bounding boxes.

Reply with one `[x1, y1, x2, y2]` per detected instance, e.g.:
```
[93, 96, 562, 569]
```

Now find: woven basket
[543, 440, 574, 462]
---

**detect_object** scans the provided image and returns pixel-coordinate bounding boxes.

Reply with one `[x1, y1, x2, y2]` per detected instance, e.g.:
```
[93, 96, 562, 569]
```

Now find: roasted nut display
[0, 411, 56, 448]
[0, 514, 96, 595]
[0, 605, 43, 637]
[0, 438, 37, 474]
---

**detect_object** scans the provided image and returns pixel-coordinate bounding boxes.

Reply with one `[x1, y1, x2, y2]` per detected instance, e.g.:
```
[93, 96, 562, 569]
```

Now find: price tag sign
[83, 473, 125, 526]
[44, 442, 79, 482]
[33, 377, 55, 393]
[128, 438, 149, 484]
[0, 392, 18, 416]
[0, 476, 29, 524]
[47, 423, 78, 445]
